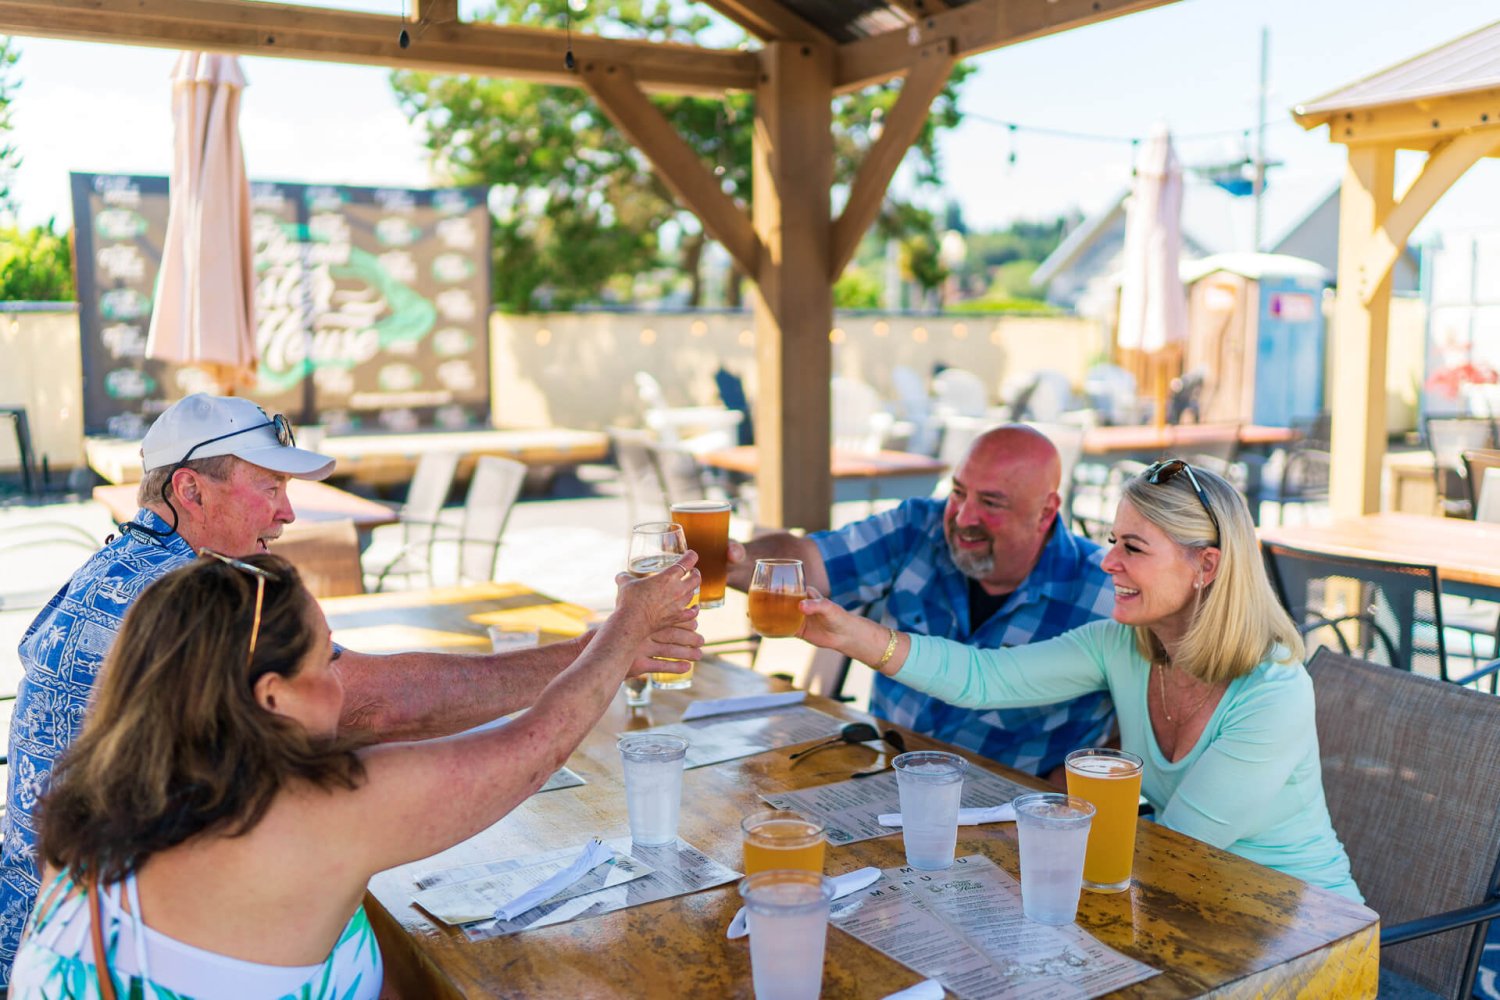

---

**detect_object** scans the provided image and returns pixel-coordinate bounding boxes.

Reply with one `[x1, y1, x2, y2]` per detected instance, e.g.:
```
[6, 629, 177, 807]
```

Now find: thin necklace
[1155, 660, 1218, 722]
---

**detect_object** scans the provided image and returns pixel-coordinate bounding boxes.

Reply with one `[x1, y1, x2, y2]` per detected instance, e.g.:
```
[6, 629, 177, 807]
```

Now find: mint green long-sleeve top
[900, 619, 1362, 902]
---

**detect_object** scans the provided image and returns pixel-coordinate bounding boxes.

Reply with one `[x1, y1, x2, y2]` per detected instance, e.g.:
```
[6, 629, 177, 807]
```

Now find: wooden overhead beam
[1355, 129, 1500, 305]
[579, 62, 761, 278]
[829, 39, 956, 279]
[1295, 88, 1500, 148]
[835, 0, 1180, 92]
[0, 0, 759, 95]
[411, 0, 458, 24]
[696, 0, 825, 42]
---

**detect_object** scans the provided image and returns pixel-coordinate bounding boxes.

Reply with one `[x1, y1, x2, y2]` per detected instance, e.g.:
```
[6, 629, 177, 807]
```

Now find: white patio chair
[931, 367, 990, 419]
[635, 371, 743, 454]
[831, 376, 894, 455]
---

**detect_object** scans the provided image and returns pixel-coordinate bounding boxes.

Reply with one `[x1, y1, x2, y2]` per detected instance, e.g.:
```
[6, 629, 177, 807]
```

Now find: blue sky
[6, 0, 1500, 250]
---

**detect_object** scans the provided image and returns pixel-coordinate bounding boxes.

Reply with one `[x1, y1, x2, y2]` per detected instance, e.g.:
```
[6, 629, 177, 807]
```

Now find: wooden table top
[329, 584, 1379, 999]
[1082, 424, 1299, 456]
[699, 446, 947, 480]
[1260, 511, 1500, 592]
[92, 479, 398, 532]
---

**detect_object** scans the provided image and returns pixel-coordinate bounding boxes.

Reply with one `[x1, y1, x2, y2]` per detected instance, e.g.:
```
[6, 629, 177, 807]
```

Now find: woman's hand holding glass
[613, 550, 701, 681]
[794, 591, 905, 674]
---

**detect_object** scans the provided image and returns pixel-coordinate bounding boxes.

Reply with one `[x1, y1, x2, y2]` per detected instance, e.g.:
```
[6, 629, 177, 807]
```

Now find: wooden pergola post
[752, 41, 835, 529]
[1296, 37, 1500, 516]
[1328, 146, 1394, 517]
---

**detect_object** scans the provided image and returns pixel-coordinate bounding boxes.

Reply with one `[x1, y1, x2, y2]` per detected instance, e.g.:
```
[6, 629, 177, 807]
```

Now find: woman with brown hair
[10, 548, 699, 998]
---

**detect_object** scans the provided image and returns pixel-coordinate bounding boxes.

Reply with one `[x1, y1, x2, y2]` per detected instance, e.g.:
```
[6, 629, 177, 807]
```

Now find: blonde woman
[11, 550, 698, 997]
[797, 460, 1361, 902]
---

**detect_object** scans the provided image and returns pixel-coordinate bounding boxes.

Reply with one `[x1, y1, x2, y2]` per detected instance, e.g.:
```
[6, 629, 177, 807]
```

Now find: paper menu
[832, 856, 1159, 999]
[412, 848, 652, 925]
[412, 836, 742, 941]
[763, 768, 1031, 845]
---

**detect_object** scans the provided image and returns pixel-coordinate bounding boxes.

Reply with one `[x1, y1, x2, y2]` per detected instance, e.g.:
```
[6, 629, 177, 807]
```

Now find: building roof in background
[1180, 252, 1330, 284]
[1295, 19, 1500, 117]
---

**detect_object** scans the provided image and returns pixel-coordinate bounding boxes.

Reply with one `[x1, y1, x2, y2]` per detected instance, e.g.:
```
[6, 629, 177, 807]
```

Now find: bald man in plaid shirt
[729, 425, 1114, 780]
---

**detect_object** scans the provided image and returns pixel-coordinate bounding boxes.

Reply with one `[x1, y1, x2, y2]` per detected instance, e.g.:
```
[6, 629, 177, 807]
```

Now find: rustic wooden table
[320, 585, 1379, 1000]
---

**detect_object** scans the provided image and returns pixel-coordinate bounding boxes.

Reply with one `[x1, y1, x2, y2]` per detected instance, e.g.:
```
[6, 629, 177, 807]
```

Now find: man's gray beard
[948, 539, 995, 580]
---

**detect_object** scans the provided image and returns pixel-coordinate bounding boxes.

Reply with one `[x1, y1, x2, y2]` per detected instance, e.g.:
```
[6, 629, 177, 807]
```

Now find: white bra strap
[124, 873, 152, 982]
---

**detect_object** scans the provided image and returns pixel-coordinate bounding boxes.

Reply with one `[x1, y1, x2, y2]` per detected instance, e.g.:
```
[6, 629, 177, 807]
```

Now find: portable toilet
[1181, 253, 1331, 427]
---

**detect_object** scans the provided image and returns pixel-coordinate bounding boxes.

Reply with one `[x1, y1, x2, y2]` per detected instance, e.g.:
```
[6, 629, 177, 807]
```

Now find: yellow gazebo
[1294, 21, 1500, 517]
[0, 0, 1180, 530]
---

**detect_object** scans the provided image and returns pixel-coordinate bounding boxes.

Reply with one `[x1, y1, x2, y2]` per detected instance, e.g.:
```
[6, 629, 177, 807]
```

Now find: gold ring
[679, 568, 691, 582]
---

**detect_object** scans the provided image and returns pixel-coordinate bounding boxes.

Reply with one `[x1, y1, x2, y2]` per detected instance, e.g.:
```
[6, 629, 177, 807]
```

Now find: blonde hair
[1121, 464, 1303, 684]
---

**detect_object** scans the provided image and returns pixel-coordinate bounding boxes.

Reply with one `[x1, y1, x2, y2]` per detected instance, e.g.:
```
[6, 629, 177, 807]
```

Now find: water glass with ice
[892, 750, 968, 870]
[739, 870, 835, 1000]
[1012, 793, 1095, 925]
[617, 734, 689, 847]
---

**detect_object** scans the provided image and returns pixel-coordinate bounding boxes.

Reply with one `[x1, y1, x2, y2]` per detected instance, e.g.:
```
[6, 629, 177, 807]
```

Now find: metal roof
[1296, 20, 1500, 118]
[781, 0, 919, 44]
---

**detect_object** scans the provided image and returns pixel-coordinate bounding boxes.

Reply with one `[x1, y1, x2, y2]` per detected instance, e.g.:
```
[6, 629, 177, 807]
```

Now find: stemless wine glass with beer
[628, 521, 699, 690]
[749, 559, 806, 638]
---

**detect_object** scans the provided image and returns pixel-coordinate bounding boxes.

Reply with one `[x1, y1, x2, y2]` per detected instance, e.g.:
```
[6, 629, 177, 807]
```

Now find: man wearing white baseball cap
[0, 393, 702, 985]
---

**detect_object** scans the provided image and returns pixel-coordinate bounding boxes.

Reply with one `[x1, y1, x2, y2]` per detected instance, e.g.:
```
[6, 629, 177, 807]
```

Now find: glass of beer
[749, 559, 806, 638]
[627, 521, 696, 690]
[741, 809, 826, 875]
[1064, 748, 1144, 893]
[670, 500, 732, 609]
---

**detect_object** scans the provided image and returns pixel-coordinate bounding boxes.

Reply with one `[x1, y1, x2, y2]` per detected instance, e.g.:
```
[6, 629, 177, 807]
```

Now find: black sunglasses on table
[1143, 459, 1221, 547]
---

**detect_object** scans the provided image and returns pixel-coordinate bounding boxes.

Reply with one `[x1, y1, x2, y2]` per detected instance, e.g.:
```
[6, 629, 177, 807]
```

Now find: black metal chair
[1307, 648, 1500, 998]
[1262, 541, 1500, 690]
[1426, 416, 1496, 518]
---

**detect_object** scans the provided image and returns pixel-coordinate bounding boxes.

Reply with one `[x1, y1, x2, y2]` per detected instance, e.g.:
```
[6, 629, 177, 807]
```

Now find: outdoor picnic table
[698, 446, 947, 506]
[1260, 511, 1500, 601]
[320, 583, 1379, 999]
[1081, 423, 1299, 459]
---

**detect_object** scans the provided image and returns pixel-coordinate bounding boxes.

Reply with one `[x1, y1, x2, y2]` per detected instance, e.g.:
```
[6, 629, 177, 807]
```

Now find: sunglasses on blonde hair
[198, 549, 281, 667]
[1143, 459, 1221, 547]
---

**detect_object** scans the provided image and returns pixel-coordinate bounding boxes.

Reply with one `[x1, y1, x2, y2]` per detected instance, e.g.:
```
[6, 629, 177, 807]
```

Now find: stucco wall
[0, 306, 85, 472]
[490, 311, 1110, 430]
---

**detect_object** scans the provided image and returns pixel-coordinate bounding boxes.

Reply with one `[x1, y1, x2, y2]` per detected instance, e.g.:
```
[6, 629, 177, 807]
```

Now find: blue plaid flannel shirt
[812, 497, 1116, 777]
[0, 509, 195, 985]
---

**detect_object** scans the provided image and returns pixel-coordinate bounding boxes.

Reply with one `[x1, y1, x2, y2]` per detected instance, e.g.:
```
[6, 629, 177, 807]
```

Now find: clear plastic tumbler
[892, 750, 968, 870]
[1012, 793, 1095, 925]
[617, 734, 689, 846]
[739, 870, 835, 1000]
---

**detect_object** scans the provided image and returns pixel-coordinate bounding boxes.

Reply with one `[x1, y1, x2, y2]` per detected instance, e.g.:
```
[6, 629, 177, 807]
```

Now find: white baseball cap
[141, 394, 336, 480]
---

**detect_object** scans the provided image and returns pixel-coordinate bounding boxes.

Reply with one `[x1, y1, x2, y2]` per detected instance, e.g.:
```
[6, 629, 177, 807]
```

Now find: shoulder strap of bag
[88, 876, 118, 1000]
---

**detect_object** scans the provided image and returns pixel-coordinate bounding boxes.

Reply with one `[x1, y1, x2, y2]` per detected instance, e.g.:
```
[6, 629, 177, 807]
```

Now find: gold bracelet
[875, 628, 900, 670]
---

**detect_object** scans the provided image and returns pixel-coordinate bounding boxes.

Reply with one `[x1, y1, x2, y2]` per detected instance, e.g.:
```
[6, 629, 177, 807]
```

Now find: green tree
[0, 37, 22, 218]
[391, 2, 970, 312]
[0, 219, 75, 300]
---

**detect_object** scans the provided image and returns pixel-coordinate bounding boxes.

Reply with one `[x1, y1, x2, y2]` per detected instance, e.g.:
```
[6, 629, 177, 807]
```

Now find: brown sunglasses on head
[198, 549, 281, 667]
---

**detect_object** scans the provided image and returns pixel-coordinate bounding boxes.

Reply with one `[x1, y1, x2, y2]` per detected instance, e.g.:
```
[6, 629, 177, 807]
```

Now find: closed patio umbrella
[1116, 124, 1188, 427]
[146, 52, 256, 392]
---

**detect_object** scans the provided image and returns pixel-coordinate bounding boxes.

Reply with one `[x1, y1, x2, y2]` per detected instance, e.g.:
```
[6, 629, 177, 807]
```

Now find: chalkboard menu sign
[71, 172, 492, 438]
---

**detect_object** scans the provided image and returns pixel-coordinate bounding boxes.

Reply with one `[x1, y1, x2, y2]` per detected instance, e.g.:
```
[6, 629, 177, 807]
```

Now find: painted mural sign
[71, 172, 491, 437]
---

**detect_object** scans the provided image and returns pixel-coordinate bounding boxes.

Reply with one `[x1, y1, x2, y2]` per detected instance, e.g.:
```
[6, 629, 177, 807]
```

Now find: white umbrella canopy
[146, 52, 256, 392]
[1115, 124, 1188, 425]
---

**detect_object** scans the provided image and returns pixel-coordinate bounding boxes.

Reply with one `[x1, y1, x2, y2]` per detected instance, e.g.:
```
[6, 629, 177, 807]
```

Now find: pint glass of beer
[670, 500, 732, 609]
[627, 521, 696, 690]
[1064, 747, 1144, 893]
[748, 559, 806, 638]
